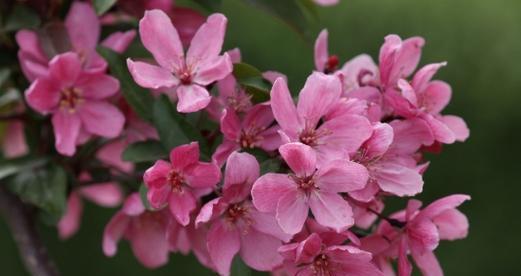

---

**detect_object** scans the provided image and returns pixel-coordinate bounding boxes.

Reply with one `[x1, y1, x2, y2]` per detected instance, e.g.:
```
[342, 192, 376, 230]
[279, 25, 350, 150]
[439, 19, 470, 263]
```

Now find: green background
[2, 0, 520, 275]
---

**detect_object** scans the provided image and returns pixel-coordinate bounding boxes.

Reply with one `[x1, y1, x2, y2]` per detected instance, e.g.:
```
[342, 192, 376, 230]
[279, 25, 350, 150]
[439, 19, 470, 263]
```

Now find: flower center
[311, 254, 331, 275]
[59, 87, 83, 113]
[299, 128, 319, 146]
[227, 94, 251, 113]
[291, 174, 317, 192]
[225, 203, 250, 224]
[179, 71, 192, 85]
[238, 126, 265, 149]
[167, 170, 185, 193]
[324, 55, 339, 74]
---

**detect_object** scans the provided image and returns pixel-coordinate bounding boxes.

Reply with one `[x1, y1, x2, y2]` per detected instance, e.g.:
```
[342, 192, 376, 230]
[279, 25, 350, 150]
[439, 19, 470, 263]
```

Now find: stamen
[167, 170, 185, 193]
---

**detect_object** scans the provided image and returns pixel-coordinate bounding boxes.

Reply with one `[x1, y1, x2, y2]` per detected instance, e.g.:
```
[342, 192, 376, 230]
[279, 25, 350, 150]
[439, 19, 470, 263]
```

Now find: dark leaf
[93, 0, 118, 15]
[123, 140, 168, 163]
[0, 156, 48, 180]
[233, 63, 272, 103]
[192, 0, 223, 11]
[97, 47, 155, 122]
[2, 4, 41, 32]
[230, 256, 252, 276]
[139, 183, 153, 210]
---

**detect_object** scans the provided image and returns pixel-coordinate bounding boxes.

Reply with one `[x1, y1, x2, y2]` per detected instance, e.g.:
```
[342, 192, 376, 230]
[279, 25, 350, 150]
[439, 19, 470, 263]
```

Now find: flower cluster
[11, 1, 470, 275]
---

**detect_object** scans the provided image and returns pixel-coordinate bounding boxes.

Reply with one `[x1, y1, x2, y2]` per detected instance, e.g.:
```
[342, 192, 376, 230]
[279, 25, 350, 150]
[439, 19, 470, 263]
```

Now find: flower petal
[185, 162, 221, 189]
[422, 80, 451, 114]
[144, 160, 171, 189]
[25, 77, 60, 113]
[276, 189, 309, 235]
[309, 191, 353, 232]
[251, 173, 295, 213]
[223, 152, 259, 201]
[441, 115, 469, 142]
[207, 220, 241, 276]
[65, 2, 99, 54]
[127, 59, 179, 89]
[220, 108, 241, 141]
[101, 30, 136, 54]
[270, 78, 300, 136]
[102, 212, 130, 257]
[240, 229, 283, 271]
[57, 192, 83, 240]
[193, 54, 232, 86]
[297, 72, 342, 127]
[176, 84, 212, 113]
[170, 142, 200, 171]
[79, 101, 125, 138]
[316, 160, 369, 193]
[372, 161, 423, 197]
[411, 249, 443, 276]
[52, 111, 81, 156]
[279, 142, 317, 176]
[187, 14, 227, 61]
[169, 191, 197, 226]
[79, 183, 123, 207]
[48, 52, 82, 88]
[314, 29, 329, 72]
[76, 73, 120, 100]
[129, 213, 170, 268]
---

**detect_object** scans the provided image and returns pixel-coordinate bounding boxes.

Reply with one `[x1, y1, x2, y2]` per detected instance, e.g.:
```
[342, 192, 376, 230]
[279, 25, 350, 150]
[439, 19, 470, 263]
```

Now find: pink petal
[65, 2, 99, 55]
[316, 160, 369, 193]
[176, 84, 212, 113]
[412, 62, 447, 93]
[101, 30, 136, 54]
[441, 115, 469, 142]
[194, 198, 222, 227]
[251, 173, 295, 213]
[169, 191, 197, 226]
[129, 214, 170, 268]
[223, 152, 259, 200]
[212, 139, 240, 167]
[139, 10, 184, 70]
[423, 114, 456, 144]
[392, 36, 425, 82]
[417, 194, 471, 221]
[411, 249, 443, 276]
[185, 162, 221, 188]
[15, 30, 47, 64]
[389, 118, 434, 154]
[18, 51, 49, 82]
[259, 126, 282, 151]
[127, 59, 179, 89]
[294, 233, 323, 264]
[397, 79, 418, 107]
[102, 212, 130, 257]
[309, 191, 353, 232]
[422, 80, 452, 114]
[270, 78, 300, 136]
[207, 220, 241, 276]
[297, 72, 342, 127]
[187, 13, 227, 61]
[144, 160, 171, 188]
[193, 54, 233, 86]
[220, 108, 241, 141]
[170, 7, 206, 47]
[79, 101, 125, 138]
[240, 229, 284, 271]
[122, 193, 146, 216]
[340, 54, 378, 89]
[397, 237, 413, 276]
[76, 73, 120, 100]
[325, 246, 384, 276]
[2, 121, 28, 158]
[170, 142, 200, 171]
[249, 209, 292, 242]
[243, 104, 275, 130]
[276, 189, 309, 235]
[58, 192, 83, 240]
[313, 0, 339, 6]
[96, 139, 133, 173]
[147, 184, 171, 209]
[314, 29, 329, 72]
[408, 219, 440, 252]
[48, 52, 82, 88]
[79, 183, 123, 207]
[52, 111, 81, 156]
[433, 209, 469, 241]
[363, 123, 394, 160]
[262, 71, 287, 84]
[25, 77, 60, 113]
[372, 161, 423, 197]
[279, 142, 317, 176]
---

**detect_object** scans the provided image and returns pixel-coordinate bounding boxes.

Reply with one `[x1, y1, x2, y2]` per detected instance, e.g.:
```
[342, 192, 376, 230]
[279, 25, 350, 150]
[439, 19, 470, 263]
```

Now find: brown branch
[0, 186, 60, 276]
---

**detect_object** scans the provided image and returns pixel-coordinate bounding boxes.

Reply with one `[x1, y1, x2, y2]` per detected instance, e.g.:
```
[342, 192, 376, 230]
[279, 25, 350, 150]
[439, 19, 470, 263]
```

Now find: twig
[0, 186, 60, 276]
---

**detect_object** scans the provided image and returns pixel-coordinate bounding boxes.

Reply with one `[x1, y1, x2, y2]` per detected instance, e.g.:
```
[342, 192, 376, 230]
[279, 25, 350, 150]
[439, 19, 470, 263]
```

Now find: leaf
[233, 63, 272, 103]
[0, 88, 20, 107]
[7, 164, 67, 221]
[230, 256, 252, 276]
[240, 0, 318, 39]
[0, 156, 48, 180]
[259, 158, 282, 174]
[122, 140, 168, 163]
[0, 68, 10, 87]
[192, 0, 223, 11]
[139, 183, 153, 210]
[153, 95, 209, 156]
[97, 47, 155, 122]
[93, 0, 118, 15]
[2, 5, 41, 32]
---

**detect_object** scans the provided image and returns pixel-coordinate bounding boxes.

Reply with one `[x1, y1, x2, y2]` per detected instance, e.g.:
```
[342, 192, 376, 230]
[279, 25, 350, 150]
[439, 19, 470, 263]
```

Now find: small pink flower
[278, 232, 383, 276]
[2, 120, 28, 158]
[270, 72, 373, 165]
[212, 104, 281, 166]
[143, 142, 221, 226]
[127, 10, 232, 113]
[251, 142, 368, 234]
[16, 2, 135, 81]
[206, 74, 252, 121]
[25, 52, 125, 156]
[196, 152, 290, 276]
[103, 193, 172, 268]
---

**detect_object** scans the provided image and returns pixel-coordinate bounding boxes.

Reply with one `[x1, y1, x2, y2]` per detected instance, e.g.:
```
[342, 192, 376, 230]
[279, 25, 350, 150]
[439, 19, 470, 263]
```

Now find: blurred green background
[2, 0, 520, 275]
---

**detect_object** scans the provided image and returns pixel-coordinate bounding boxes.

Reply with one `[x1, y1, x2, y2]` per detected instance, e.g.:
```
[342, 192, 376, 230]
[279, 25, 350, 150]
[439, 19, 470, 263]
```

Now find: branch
[0, 186, 60, 276]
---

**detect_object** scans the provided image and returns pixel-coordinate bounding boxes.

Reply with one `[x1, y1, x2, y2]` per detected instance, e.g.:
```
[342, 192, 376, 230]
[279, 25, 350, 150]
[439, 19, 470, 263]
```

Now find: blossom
[251, 142, 368, 234]
[270, 72, 372, 165]
[313, 0, 340, 7]
[127, 10, 232, 113]
[16, 1, 135, 81]
[278, 232, 383, 276]
[363, 194, 470, 276]
[25, 52, 125, 156]
[102, 193, 172, 268]
[212, 104, 281, 166]
[196, 152, 290, 275]
[2, 120, 28, 158]
[143, 142, 221, 226]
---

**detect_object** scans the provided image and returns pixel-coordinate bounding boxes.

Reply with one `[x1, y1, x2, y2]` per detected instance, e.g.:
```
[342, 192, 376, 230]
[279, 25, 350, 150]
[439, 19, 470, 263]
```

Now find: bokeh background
[2, 0, 520, 275]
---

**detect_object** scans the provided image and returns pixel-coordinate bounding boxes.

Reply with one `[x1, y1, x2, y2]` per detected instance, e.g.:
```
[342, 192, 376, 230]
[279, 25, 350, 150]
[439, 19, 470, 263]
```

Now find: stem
[0, 186, 60, 276]
[367, 208, 406, 228]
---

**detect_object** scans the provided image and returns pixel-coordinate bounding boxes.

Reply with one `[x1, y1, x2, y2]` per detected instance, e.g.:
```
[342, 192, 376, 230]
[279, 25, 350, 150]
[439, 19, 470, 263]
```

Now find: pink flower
[58, 173, 123, 240]
[385, 63, 469, 144]
[270, 72, 372, 165]
[313, 0, 340, 7]
[102, 193, 172, 268]
[24, 52, 125, 156]
[206, 73, 252, 121]
[350, 122, 424, 200]
[2, 120, 28, 158]
[196, 152, 290, 275]
[16, 1, 135, 81]
[364, 194, 470, 276]
[143, 142, 221, 226]
[212, 104, 281, 166]
[251, 142, 368, 234]
[314, 29, 341, 74]
[127, 10, 232, 113]
[278, 232, 383, 276]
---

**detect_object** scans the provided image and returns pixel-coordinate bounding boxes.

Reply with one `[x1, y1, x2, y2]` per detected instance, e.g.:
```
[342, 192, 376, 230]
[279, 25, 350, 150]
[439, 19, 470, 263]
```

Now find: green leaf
[0, 88, 20, 107]
[0, 156, 48, 180]
[233, 63, 272, 103]
[122, 140, 168, 163]
[2, 5, 41, 32]
[93, 0, 118, 15]
[230, 256, 252, 276]
[0, 68, 10, 87]
[7, 164, 67, 221]
[139, 183, 153, 210]
[153, 95, 209, 156]
[97, 47, 155, 122]
[192, 0, 223, 11]
[259, 157, 282, 174]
